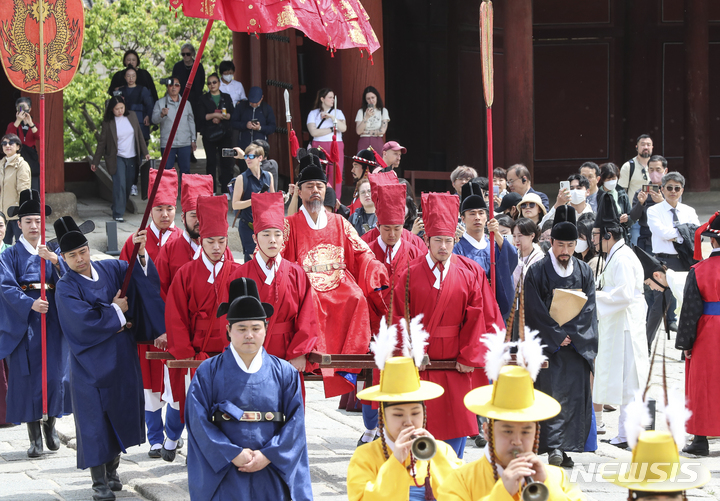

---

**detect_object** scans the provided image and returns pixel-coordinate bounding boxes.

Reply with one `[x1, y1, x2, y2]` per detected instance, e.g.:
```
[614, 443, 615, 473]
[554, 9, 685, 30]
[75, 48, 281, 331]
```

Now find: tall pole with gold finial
[38, 0, 48, 421]
[480, 0, 496, 294]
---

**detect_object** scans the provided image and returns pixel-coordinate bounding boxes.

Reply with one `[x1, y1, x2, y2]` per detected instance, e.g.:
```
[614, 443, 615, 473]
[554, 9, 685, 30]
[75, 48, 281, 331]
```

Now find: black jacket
[231, 101, 276, 149]
[196, 92, 235, 138]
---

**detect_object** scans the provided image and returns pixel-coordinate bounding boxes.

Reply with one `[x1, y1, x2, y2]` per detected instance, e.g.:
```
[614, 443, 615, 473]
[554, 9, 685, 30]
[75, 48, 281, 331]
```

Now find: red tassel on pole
[371, 147, 387, 169]
[289, 130, 300, 158]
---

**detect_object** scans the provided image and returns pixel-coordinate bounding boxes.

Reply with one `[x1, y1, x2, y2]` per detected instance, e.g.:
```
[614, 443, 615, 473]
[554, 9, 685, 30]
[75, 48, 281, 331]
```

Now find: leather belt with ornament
[212, 410, 285, 425]
[21, 283, 55, 291]
[302, 263, 346, 273]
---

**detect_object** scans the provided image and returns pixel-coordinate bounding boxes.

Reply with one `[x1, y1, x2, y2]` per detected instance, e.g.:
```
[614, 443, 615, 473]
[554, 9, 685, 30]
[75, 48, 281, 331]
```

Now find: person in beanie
[0, 189, 71, 457]
[185, 277, 312, 501]
[164, 195, 241, 461]
[120, 167, 181, 458]
[283, 150, 389, 399]
[674, 211, 720, 456]
[54, 216, 166, 500]
[229, 192, 318, 382]
[523, 206, 598, 467]
[591, 192, 649, 442]
[391, 192, 504, 459]
[439, 330, 584, 500]
[348, 330, 463, 500]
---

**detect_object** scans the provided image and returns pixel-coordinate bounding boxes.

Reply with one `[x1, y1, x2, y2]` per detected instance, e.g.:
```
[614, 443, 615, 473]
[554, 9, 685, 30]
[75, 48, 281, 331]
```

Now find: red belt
[271, 321, 293, 333]
[433, 325, 461, 338]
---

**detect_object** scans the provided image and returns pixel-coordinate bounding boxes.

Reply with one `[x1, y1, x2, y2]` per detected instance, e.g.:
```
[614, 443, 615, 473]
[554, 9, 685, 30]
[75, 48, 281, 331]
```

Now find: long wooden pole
[480, 1, 496, 294]
[39, 0, 48, 420]
[120, 20, 214, 295]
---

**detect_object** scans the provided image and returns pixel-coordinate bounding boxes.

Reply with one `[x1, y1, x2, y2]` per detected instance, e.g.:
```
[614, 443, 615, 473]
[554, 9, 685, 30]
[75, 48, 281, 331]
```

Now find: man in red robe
[282, 154, 389, 397]
[230, 192, 318, 378]
[164, 195, 240, 461]
[392, 192, 503, 459]
[119, 168, 181, 458]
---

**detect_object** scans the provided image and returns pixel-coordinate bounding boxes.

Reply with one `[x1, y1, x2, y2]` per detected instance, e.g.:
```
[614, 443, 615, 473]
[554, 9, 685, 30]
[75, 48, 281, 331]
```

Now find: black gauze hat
[633, 246, 666, 281]
[550, 205, 579, 241]
[594, 191, 621, 233]
[460, 181, 487, 214]
[217, 277, 274, 324]
[53, 216, 89, 253]
[8, 189, 52, 218]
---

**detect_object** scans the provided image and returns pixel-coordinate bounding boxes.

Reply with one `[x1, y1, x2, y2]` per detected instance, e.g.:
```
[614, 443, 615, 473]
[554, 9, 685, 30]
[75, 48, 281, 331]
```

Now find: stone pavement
[2, 329, 720, 501]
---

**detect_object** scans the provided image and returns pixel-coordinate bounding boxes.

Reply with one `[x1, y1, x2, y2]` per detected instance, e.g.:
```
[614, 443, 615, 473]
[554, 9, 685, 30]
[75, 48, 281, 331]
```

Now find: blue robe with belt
[453, 235, 518, 318]
[55, 258, 165, 469]
[0, 242, 72, 423]
[185, 347, 312, 501]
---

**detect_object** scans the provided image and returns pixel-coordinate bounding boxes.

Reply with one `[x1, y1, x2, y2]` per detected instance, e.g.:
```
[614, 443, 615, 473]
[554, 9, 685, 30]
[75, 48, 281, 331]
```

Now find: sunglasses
[520, 202, 537, 210]
[245, 154, 257, 160]
[664, 185, 683, 192]
[168, 83, 181, 87]
[181, 52, 192, 56]
[208, 80, 219, 85]
[1, 141, 18, 147]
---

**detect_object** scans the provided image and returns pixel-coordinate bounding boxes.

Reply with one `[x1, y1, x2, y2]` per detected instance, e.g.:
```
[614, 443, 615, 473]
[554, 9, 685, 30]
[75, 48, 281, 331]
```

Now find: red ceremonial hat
[148, 168, 178, 207]
[421, 192, 459, 238]
[196, 195, 229, 238]
[368, 171, 399, 205]
[375, 184, 407, 226]
[181, 174, 214, 212]
[251, 192, 285, 234]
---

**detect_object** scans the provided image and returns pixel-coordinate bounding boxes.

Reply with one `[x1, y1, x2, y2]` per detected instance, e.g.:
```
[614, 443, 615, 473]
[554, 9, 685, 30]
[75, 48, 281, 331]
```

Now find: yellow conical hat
[356, 357, 444, 403]
[463, 365, 561, 422]
[603, 430, 710, 491]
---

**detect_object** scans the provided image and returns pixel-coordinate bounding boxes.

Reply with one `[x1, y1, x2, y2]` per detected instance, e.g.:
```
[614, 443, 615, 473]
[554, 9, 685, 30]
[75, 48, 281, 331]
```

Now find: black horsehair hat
[633, 246, 666, 281]
[550, 205, 578, 241]
[7, 189, 52, 219]
[296, 148, 327, 186]
[350, 148, 378, 168]
[594, 191, 621, 233]
[53, 216, 91, 254]
[217, 277, 274, 325]
[460, 181, 488, 214]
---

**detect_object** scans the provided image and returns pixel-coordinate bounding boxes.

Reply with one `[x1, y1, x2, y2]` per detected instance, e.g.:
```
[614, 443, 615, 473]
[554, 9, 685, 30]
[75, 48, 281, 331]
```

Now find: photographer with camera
[6, 98, 40, 191]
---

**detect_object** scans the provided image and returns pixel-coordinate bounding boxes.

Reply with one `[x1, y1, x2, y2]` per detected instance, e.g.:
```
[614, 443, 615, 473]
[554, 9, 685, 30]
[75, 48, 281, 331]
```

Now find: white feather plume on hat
[399, 314, 429, 368]
[482, 324, 514, 382]
[370, 317, 397, 371]
[658, 389, 692, 450]
[515, 327, 547, 382]
[625, 391, 653, 449]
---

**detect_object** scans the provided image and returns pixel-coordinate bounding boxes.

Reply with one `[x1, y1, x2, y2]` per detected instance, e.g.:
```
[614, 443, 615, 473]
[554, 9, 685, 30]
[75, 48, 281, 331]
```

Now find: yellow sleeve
[480, 478, 521, 501]
[437, 467, 477, 501]
[547, 466, 586, 501]
[347, 444, 411, 501]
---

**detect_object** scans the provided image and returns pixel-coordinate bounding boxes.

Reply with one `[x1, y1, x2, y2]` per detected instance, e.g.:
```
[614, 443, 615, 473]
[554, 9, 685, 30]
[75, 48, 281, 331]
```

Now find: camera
[159, 77, 175, 86]
[641, 184, 659, 193]
[221, 148, 236, 158]
[251, 119, 260, 125]
[112, 90, 123, 97]
[16, 104, 28, 114]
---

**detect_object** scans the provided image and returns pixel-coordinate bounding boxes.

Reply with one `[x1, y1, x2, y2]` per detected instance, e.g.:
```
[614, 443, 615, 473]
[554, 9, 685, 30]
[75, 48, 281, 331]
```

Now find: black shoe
[682, 436, 709, 456]
[161, 438, 178, 462]
[148, 446, 162, 458]
[548, 449, 563, 466]
[601, 438, 630, 450]
[177, 437, 184, 450]
[105, 454, 122, 492]
[474, 435, 487, 448]
[90, 464, 115, 501]
[27, 421, 43, 458]
[190, 153, 198, 164]
[42, 417, 60, 451]
[560, 451, 574, 468]
[668, 321, 678, 332]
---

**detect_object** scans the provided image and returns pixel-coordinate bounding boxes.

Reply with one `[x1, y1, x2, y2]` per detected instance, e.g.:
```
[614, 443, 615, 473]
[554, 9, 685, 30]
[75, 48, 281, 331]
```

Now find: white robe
[592, 241, 649, 405]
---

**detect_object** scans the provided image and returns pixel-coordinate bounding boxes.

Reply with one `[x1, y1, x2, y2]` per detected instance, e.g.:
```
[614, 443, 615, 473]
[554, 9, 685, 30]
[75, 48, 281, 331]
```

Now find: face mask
[570, 189, 586, 205]
[539, 241, 552, 254]
[649, 171, 663, 184]
[575, 239, 588, 253]
[604, 179, 617, 191]
[222, 74, 233, 83]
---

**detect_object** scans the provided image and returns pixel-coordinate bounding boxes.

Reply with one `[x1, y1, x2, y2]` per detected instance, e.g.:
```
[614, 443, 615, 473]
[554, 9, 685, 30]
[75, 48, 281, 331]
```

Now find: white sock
[165, 438, 178, 450]
[361, 428, 377, 443]
[595, 410, 604, 426]
[150, 443, 163, 451]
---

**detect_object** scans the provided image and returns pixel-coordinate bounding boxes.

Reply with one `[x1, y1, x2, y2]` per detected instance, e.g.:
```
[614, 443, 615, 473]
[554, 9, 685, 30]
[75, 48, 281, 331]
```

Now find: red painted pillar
[503, 0, 534, 177]
[684, 0, 710, 191]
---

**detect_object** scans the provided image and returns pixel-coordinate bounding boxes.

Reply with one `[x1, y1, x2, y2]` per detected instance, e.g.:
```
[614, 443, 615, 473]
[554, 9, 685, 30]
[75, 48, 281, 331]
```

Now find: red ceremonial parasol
[121, 0, 381, 292]
[0, 0, 85, 419]
[480, 0, 496, 294]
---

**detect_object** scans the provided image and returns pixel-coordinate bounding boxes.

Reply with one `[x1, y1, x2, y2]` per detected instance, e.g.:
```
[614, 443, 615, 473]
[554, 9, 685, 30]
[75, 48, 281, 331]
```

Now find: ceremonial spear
[480, 0, 496, 293]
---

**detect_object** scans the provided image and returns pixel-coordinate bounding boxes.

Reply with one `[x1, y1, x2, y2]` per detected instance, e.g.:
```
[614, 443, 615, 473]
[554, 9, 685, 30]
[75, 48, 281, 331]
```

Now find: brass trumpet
[410, 436, 437, 461]
[511, 449, 549, 501]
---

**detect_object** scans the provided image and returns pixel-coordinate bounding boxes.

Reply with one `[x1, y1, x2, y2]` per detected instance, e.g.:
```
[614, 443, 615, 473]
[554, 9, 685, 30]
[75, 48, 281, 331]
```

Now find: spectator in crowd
[197, 73, 235, 195]
[171, 43, 205, 118]
[218, 60, 247, 105]
[450, 165, 478, 195]
[307, 88, 346, 193]
[517, 192, 546, 226]
[379, 141, 406, 175]
[506, 164, 550, 211]
[579, 162, 600, 212]
[496, 191, 521, 219]
[232, 86, 276, 153]
[1, 134, 30, 244]
[355, 86, 389, 152]
[575, 213, 603, 277]
[646, 172, 699, 345]
[0, 211, 9, 252]
[348, 178, 377, 236]
[495, 214, 515, 238]
[541, 174, 593, 226]
[538, 219, 554, 253]
[619, 134, 654, 245]
[118, 67, 154, 196]
[405, 194, 420, 233]
[152, 77, 196, 185]
[349, 149, 377, 213]
[511, 217, 543, 288]
[231, 143, 275, 262]
[253, 139, 279, 192]
[629, 155, 667, 254]
[492, 167, 508, 205]
[6, 98, 39, 191]
[597, 163, 632, 241]
[108, 49, 159, 102]
[91, 97, 150, 222]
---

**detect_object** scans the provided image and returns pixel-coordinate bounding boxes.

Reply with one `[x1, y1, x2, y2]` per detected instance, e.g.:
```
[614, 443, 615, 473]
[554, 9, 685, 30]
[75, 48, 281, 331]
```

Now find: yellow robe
[438, 456, 585, 501]
[347, 438, 463, 501]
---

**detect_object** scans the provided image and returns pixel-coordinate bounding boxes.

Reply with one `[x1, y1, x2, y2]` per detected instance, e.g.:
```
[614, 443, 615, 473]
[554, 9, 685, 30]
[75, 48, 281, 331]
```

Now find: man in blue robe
[185, 277, 312, 501]
[54, 216, 166, 501]
[453, 181, 518, 318]
[0, 189, 71, 457]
